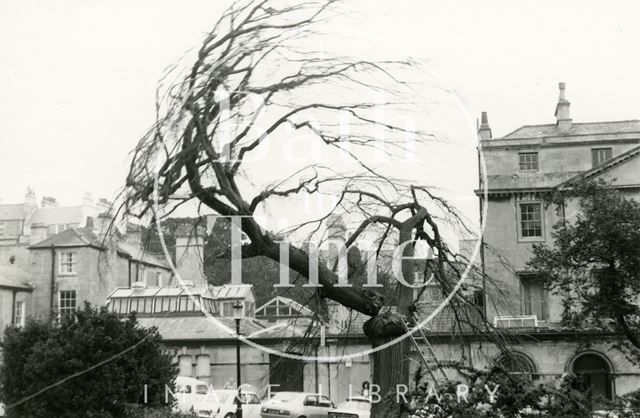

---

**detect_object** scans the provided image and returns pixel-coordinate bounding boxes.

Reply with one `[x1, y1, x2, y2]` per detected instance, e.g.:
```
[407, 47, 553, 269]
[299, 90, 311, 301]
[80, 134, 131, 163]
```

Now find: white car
[194, 389, 262, 418]
[328, 396, 371, 418]
[174, 376, 212, 413]
[261, 392, 336, 418]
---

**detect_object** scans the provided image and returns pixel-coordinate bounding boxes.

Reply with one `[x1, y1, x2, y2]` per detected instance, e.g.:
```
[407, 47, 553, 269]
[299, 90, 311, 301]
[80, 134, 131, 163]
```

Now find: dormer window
[518, 152, 539, 171]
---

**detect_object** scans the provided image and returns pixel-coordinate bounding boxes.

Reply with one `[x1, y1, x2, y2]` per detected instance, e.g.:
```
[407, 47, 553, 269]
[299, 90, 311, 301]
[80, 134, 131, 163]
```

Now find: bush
[0, 303, 177, 417]
[375, 367, 591, 417]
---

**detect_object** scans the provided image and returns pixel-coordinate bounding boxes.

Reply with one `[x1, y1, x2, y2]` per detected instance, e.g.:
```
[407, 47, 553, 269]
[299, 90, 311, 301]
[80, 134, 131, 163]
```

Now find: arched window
[571, 353, 613, 408]
[495, 352, 537, 380]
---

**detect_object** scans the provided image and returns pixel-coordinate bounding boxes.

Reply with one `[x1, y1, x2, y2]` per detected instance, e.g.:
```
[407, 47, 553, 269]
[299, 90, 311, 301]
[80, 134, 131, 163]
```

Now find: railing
[493, 315, 538, 328]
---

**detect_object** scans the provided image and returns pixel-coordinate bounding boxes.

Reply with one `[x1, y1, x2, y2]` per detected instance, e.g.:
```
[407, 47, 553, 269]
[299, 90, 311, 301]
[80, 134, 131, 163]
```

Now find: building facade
[476, 82, 640, 400]
[0, 189, 111, 269]
[27, 221, 171, 320]
[0, 263, 32, 334]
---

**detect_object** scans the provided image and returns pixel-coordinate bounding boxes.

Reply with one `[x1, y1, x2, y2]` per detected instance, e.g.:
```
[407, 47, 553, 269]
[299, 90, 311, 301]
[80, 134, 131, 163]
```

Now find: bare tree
[124, 0, 507, 413]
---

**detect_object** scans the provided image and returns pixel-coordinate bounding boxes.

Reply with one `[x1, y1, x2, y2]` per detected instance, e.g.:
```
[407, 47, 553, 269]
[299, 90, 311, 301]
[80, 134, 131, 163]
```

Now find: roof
[109, 285, 213, 299]
[30, 206, 84, 225]
[557, 144, 640, 188]
[136, 315, 268, 341]
[211, 284, 254, 300]
[499, 120, 640, 140]
[116, 241, 170, 269]
[0, 264, 32, 290]
[0, 204, 26, 220]
[29, 227, 102, 249]
[30, 227, 170, 268]
[255, 296, 315, 318]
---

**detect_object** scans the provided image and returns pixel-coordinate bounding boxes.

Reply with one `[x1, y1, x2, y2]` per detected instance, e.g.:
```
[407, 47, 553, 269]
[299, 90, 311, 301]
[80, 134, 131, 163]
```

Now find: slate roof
[117, 241, 170, 269]
[0, 264, 32, 290]
[499, 120, 640, 140]
[30, 227, 170, 268]
[0, 204, 27, 220]
[137, 315, 268, 341]
[29, 227, 102, 249]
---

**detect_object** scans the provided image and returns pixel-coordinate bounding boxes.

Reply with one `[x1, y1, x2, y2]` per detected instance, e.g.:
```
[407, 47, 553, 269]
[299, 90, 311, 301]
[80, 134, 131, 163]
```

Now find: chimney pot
[558, 82, 566, 100]
[555, 82, 572, 132]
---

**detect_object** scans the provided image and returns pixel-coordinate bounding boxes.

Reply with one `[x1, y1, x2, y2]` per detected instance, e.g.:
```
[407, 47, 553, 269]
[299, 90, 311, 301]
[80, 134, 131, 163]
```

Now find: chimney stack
[41, 196, 58, 208]
[24, 187, 36, 207]
[175, 224, 207, 286]
[555, 82, 572, 132]
[478, 111, 492, 141]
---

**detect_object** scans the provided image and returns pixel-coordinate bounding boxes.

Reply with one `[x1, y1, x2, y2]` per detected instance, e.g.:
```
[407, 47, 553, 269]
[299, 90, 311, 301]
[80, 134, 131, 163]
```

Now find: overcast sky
[1, 0, 639, 228]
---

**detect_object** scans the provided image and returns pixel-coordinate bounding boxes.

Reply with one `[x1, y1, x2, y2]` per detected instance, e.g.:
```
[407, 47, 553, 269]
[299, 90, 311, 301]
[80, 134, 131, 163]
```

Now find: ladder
[402, 315, 449, 388]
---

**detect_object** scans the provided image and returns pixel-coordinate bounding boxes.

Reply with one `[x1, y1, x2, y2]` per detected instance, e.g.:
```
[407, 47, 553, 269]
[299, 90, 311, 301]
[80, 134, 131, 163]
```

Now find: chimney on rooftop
[555, 82, 572, 132]
[175, 224, 207, 286]
[41, 196, 58, 208]
[25, 187, 36, 207]
[478, 111, 492, 141]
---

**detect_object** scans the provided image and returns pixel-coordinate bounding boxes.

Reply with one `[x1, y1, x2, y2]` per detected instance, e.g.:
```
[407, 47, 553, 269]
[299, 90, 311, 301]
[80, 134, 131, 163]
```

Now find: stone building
[0, 189, 110, 269]
[475, 82, 640, 401]
[108, 282, 373, 404]
[0, 263, 32, 334]
[27, 219, 171, 320]
[105, 217, 374, 405]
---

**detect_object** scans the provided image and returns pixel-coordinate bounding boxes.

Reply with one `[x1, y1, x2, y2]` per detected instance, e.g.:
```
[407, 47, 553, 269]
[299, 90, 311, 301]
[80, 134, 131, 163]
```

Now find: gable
[558, 145, 640, 190]
[592, 153, 640, 187]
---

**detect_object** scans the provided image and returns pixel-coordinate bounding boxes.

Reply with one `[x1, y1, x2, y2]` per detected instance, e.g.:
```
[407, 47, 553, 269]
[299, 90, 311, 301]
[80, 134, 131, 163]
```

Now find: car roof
[346, 396, 370, 402]
[213, 389, 257, 395]
[273, 392, 328, 397]
[175, 376, 209, 386]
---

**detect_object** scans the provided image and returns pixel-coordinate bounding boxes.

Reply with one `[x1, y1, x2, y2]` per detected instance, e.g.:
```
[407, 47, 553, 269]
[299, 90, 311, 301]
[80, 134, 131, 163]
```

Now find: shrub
[0, 303, 177, 417]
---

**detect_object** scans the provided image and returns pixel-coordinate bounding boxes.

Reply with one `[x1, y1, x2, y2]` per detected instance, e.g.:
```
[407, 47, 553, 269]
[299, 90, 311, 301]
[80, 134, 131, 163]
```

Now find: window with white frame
[59, 252, 77, 274]
[14, 301, 25, 327]
[518, 152, 539, 171]
[592, 148, 612, 167]
[422, 284, 443, 304]
[518, 203, 543, 239]
[59, 290, 77, 319]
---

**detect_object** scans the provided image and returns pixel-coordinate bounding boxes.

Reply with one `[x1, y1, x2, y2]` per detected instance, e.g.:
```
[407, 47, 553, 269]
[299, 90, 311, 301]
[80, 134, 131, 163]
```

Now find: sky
[1, 0, 639, 232]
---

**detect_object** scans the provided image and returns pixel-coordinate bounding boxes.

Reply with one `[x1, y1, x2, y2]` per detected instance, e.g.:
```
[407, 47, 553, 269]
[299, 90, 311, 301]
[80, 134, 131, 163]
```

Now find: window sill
[57, 273, 78, 277]
[517, 236, 545, 243]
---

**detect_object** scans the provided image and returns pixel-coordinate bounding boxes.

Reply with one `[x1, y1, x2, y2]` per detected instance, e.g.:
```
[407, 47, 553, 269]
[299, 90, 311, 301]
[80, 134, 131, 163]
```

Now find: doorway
[269, 354, 304, 392]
